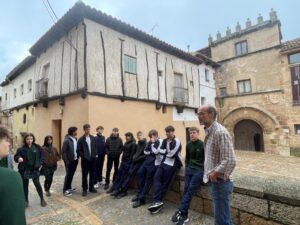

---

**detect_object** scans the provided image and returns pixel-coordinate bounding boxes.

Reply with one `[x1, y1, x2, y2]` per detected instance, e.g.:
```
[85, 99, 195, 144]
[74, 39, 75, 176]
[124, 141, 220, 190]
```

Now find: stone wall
[164, 172, 300, 225]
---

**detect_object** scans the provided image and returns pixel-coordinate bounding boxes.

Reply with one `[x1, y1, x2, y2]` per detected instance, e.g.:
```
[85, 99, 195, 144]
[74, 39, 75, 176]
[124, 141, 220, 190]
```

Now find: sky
[1, 0, 299, 83]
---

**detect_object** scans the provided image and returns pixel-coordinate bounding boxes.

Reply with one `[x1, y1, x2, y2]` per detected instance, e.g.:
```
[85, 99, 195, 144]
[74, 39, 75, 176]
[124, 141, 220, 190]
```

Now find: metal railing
[35, 78, 48, 99]
[173, 87, 188, 104]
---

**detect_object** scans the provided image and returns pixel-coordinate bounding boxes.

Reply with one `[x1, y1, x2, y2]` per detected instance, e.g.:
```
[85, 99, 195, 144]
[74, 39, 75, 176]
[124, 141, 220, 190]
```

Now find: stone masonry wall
[164, 173, 300, 225]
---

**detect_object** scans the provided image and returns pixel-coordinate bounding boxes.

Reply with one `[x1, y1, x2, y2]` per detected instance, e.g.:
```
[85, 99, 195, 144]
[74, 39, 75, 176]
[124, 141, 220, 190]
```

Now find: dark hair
[23, 133, 36, 145]
[188, 127, 200, 134]
[68, 127, 77, 136]
[112, 128, 119, 132]
[165, 125, 175, 132]
[148, 129, 158, 138]
[207, 105, 218, 119]
[43, 135, 53, 146]
[0, 125, 11, 140]
[125, 132, 135, 141]
[83, 124, 90, 130]
[136, 131, 143, 136]
[96, 126, 104, 130]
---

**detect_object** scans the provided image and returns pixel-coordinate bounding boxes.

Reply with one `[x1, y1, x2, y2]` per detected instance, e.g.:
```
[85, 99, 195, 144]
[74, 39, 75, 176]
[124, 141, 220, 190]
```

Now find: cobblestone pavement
[25, 166, 214, 225]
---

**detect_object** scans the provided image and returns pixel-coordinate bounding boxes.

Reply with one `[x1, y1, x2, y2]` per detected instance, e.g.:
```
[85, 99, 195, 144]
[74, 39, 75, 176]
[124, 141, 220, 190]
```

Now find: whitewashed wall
[1, 65, 35, 110]
[85, 19, 200, 108]
[199, 64, 216, 106]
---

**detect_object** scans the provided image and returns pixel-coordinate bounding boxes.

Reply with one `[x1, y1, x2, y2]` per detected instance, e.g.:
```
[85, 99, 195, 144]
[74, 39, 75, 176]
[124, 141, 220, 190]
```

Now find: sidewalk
[25, 166, 214, 225]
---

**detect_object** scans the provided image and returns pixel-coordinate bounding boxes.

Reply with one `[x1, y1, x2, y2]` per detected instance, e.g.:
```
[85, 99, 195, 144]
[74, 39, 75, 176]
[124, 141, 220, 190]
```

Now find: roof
[1, 56, 36, 86]
[30, 1, 203, 65]
[193, 52, 220, 68]
[280, 37, 300, 53]
[196, 46, 211, 58]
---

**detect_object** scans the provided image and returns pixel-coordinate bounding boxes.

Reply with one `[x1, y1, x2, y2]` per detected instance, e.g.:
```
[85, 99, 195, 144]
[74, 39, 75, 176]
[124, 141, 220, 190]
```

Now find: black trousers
[63, 159, 78, 192]
[44, 172, 54, 191]
[105, 157, 120, 184]
[23, 176, 44, 202]
[94, 154, 105, 184]
[81, 158, 96, 191]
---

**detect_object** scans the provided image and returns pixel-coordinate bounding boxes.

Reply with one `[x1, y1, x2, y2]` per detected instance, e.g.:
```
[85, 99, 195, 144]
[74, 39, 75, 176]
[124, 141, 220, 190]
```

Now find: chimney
[270, 8, 278, 22]
[246, 18, 252, 29]
[208, 34, 213, 45]
[257, 13, 263, 24]
[236, 22, 241, 32]
[226, 27, 231, 36]
[216, 31, 221, 41]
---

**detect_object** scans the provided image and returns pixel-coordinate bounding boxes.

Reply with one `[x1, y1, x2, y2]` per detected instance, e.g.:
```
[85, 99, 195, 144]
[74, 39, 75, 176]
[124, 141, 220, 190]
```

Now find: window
[205, 69, 210, 81]
[28, 79, 32, 92]
[190, 81, 194, 87]
[201, 97, 206, 105]
[5, 93, 7, 101]
[42, 63, 50, 78]
[295, 124, 300, 135]
[124, 55, 137, 74]
[289, 53, 300, 65]
[20, 84, 24, 95]
[235, 41, 248, 56]
[220, 87, 227, 97]
[237, 79, 251, 94]
[158, 71, 163, 77]
[14, 88, 17, 98]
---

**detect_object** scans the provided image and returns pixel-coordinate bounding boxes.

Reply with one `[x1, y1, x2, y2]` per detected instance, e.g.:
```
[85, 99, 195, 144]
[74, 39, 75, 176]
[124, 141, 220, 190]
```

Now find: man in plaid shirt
[198, 105, 236, 225]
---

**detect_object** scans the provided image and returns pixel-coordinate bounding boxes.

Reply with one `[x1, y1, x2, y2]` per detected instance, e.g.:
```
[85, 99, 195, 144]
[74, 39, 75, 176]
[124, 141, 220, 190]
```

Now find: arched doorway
[234, 120, 264, 151]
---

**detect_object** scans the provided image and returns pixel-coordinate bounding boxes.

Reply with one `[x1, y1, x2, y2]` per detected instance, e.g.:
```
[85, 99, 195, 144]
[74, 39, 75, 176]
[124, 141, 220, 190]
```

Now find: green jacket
[0, 167, 26, 225]
[185, 139, 205, 170]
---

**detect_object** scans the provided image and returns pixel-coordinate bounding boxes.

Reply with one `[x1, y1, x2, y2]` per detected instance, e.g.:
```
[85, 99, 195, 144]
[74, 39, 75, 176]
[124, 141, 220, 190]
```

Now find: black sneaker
[41, 199, 47, 207]
[89, 188, 98, 193]
[106, 187, 114, 194]
[171, 210, 181, 223]
[46, 191, 51, 197]
[116, 191, 127, 199]
[132, 199, 145, 208]
[131, 195, 139, 202]
[177, 214, 189, 225]
[82, 190, 88, 197]
[104, 184, 109, 190]
[110, 190, 118, 196]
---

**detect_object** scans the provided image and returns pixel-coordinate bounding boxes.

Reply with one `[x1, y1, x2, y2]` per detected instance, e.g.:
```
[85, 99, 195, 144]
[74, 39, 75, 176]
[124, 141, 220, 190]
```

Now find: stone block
[203, 199, 214, 216]
[231, 193, 268, 217]
[197, 185, 212, 200]
[270, 201, 300, 225]
[165, 190, 181, 204]
[170, 179, 181, 193]
[231, 208, 239, 225]
[240, 212, 282, 225]
[189, 196, 204, 213]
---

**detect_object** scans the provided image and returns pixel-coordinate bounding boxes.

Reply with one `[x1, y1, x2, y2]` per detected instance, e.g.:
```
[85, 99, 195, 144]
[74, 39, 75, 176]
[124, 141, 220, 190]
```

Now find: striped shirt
[203, 121, 236, 183]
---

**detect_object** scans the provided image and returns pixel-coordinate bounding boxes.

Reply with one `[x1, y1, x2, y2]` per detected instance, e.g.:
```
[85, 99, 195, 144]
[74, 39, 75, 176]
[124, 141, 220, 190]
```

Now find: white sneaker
[64, 190, 72, 197]
[94, 183, 100, 189]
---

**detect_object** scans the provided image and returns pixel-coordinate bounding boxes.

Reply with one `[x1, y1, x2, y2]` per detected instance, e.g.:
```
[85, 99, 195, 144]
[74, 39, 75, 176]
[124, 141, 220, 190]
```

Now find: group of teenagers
[0, 104, 237, 225]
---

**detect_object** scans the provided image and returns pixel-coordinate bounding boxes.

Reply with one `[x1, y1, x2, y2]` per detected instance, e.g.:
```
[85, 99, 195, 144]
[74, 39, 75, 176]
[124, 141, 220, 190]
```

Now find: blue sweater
[95, 134, 106, 155]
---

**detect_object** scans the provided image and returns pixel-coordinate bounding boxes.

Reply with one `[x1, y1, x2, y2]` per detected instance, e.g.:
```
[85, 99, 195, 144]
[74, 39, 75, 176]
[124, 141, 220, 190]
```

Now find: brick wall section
[163, 173, 300, 225]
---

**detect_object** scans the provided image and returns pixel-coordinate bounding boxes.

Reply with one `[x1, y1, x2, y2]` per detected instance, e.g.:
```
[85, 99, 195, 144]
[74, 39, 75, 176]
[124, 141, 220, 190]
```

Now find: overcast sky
[1, 0, 299, 83]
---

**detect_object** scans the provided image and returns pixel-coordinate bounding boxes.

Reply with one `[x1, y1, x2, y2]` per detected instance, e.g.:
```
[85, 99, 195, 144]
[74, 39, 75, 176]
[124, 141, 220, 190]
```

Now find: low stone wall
[164, 172, 300, 225]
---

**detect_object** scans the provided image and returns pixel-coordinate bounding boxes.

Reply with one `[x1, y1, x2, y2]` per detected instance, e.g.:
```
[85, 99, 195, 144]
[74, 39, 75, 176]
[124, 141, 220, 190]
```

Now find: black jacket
[62, 135, 77, 164]
[14, 143, 44, 172]
[121, 140, 136, 162]
[77, 135, 97, 161]
[132, 139, 147, 164]
[161, 137, 182, 167]
[106, 135, 123, 159]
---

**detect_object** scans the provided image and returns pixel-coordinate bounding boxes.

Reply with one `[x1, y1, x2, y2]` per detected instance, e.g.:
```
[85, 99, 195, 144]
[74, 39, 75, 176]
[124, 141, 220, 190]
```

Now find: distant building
[1, 2, 217, 151]
[198, 9, 300, 156]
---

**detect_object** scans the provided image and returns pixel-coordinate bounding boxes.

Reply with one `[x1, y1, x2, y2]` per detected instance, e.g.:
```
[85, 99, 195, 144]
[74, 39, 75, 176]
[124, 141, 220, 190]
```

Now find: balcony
[35, 78, 48, 99]
[173, 87, 188, 104]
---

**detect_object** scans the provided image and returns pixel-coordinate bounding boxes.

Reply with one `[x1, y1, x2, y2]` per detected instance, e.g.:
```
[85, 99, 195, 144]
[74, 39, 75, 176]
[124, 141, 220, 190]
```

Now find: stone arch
[222, 106, 280, 134]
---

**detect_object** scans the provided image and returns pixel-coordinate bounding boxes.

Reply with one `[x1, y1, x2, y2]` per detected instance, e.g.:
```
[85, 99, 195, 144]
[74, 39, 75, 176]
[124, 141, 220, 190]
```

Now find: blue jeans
[178, 167, 204, 216]
[210, 178, 234, 225]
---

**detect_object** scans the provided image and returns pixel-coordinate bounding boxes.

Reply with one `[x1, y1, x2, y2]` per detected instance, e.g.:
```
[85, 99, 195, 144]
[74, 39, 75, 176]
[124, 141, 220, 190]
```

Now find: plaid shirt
[203, 121, 236, 183]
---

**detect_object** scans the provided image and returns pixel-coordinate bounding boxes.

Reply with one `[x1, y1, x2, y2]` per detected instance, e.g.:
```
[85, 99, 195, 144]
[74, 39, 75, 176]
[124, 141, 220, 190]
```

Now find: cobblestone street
[25, 166, 214, 225]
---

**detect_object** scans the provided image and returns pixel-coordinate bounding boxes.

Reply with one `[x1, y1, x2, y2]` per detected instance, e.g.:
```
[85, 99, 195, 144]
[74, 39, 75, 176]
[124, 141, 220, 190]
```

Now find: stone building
[1, 2, 217, 151]
[198, 9, 300, 156]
